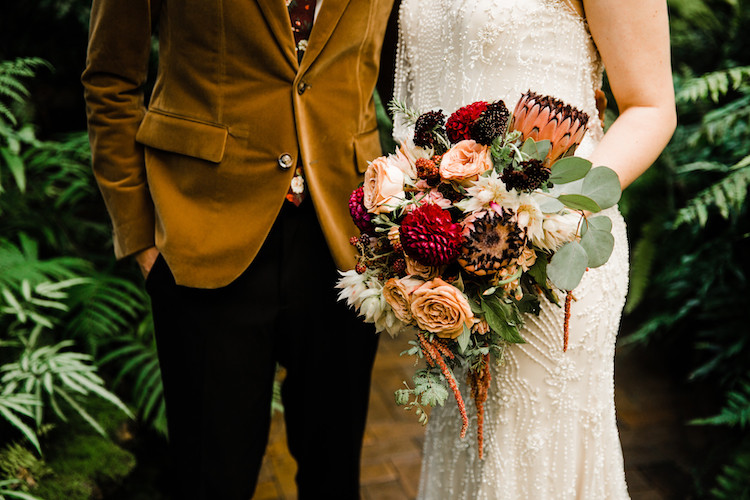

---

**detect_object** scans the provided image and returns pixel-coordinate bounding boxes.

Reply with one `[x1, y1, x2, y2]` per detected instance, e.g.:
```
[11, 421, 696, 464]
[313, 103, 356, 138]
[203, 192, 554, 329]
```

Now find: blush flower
[439, 140, 492, 183]
[410, 278, 475, 339]
[382, 276, 424, 325]
[363, 156, 406, 214]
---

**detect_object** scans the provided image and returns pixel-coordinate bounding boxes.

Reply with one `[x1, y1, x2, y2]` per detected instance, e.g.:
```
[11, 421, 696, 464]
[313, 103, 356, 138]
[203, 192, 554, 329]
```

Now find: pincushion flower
[510, 91, 589, 164]
[439, 140, 492, 182]
[446, 101, 488, 143]
[382, 276, 424, 324]
[410, 278, 474, 339]
[363, 156, 406, 214]
[400, 204, 463, 266]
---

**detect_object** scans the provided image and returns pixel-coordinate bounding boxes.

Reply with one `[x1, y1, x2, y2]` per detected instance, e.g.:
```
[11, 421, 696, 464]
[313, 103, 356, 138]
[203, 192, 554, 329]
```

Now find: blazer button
[278, 153, 294, 170]
[297, 82, 309, 95]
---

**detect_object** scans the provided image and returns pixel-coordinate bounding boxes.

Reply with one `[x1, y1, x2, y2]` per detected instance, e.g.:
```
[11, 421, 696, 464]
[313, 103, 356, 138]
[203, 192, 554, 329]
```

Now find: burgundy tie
[285, 0, 316, 206]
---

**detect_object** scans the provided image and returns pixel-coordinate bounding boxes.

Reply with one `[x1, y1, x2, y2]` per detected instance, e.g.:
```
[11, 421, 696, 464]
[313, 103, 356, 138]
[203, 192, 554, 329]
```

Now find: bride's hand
[583, 0, 677, 190]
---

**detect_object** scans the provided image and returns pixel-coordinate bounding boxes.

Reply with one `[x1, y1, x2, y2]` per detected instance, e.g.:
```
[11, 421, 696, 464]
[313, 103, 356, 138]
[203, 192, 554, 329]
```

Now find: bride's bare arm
[583, 0, 677, 189]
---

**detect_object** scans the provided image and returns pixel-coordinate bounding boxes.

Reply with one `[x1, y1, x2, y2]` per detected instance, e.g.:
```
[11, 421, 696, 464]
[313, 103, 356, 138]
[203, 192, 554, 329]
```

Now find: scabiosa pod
[510, 91, 589, 164]
[413, 110, 449, 153]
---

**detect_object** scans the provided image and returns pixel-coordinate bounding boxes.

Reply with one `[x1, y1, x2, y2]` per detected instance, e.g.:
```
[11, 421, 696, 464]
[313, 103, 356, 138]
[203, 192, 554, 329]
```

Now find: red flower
[348, 187, 375, 234]
[446, 101, 488, 143]
[400, 204, 463, 266]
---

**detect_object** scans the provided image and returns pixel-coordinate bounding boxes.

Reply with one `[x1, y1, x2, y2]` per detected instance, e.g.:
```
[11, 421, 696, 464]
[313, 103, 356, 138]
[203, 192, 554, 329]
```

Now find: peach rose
[410, 278, 474, 339]
[405, 255, 441, 280]
[363, 156, 406, 214]
[382, 276, 424, 324]
[439, 140, 492, 182]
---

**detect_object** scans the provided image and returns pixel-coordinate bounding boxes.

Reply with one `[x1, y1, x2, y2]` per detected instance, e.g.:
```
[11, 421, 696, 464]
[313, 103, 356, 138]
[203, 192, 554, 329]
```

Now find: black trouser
[146, 198, 379, 499]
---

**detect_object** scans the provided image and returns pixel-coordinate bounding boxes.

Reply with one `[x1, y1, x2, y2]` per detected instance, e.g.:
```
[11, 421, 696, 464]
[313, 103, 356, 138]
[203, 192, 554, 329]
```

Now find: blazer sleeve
[82, 0, 160, 259]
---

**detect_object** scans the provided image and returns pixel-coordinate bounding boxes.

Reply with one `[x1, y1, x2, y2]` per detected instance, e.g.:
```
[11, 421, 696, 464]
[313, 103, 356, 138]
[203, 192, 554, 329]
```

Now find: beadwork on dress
[394, 1, 631, 498]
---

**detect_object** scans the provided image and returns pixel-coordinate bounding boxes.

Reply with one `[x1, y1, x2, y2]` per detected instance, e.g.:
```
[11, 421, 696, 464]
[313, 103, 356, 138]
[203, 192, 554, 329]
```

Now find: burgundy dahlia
[446, 101, 488, 143]
[400, 204, 463, 266]
[348, 187, 375, 234]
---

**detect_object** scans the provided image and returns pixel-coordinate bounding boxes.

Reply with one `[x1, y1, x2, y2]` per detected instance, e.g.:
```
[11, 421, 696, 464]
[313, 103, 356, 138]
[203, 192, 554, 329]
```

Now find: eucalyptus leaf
[580, 215, 613, 237]
[457, 324, 471, 353]
[549, 156, 592, 184]
[581, 166, 621, 209]
[535, 194, 565, 213]
[520, 138, 551, 161]
[580, 228, 615, 268]
[547, 241, 588, 291]
[557, 194, 601, 213]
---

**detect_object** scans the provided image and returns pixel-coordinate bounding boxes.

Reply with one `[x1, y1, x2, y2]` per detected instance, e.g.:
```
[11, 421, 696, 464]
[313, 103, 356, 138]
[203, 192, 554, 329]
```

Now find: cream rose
[382, 276, 424, 324]
[439, 140, 492, 182]
[410, 278, 475, 339]
[363, 156, 406, 214]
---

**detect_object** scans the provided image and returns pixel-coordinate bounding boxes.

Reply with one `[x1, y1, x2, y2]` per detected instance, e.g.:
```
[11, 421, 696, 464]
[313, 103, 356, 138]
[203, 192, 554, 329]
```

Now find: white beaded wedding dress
[393, 0, 631, 498]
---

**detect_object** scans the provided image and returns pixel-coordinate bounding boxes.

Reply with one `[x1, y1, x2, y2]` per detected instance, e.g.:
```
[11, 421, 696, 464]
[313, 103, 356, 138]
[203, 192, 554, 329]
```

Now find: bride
[392, 0, 676, 498]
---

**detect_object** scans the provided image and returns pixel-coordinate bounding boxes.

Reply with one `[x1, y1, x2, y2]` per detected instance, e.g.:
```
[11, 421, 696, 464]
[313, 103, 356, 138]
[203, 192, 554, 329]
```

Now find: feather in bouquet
[337, 91, 622, 458]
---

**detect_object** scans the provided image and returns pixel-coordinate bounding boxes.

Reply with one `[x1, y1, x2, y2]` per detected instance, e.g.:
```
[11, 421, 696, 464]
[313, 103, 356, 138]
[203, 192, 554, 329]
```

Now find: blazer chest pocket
[136, 109, 229, 163]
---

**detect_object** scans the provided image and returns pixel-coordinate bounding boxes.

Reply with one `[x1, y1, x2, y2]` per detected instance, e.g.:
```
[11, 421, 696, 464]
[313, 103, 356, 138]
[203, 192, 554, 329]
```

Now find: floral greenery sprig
[338, 91, 622, 457]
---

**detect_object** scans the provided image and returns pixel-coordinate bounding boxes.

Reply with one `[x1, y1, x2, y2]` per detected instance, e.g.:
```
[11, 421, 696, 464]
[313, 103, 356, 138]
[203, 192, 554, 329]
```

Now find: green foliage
[692, 378, 750, 429]
[710, 448, 750, 500]
[621, 0, 750, 494]
[0, 58, 50, 128]
[0, 442, 52, 490]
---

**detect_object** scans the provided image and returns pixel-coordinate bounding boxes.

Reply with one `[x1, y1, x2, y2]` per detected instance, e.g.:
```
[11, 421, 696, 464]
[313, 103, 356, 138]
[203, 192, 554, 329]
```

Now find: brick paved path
[253, 334, 699, 500]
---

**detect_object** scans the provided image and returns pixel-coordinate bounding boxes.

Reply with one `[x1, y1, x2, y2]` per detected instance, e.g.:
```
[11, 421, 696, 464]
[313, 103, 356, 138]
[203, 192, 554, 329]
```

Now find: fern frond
[673, 157, 750, 227]
[692, 378, 750, 428]
[710, 449, 750, 500]
[676, 66, 750, 104]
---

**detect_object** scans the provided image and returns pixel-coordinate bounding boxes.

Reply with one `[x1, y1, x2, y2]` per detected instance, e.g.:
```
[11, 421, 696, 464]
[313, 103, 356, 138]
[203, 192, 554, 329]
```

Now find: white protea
[515, 193, 544, 243]
[533, 211, 582, 252]
[336, 269, 371, 309]
[456, 170, 518, 214]
[338, 271, 406, 337]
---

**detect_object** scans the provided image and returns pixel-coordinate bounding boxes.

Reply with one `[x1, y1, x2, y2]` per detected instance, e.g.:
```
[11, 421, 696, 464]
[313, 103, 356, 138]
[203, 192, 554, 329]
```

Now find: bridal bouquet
[337, 91, 621, 457]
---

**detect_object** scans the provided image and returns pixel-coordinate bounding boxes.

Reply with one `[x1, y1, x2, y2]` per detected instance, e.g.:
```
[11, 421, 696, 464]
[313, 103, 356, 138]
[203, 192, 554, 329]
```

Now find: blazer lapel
[256, 0, 300, 70]
[298, 0, 352, 74]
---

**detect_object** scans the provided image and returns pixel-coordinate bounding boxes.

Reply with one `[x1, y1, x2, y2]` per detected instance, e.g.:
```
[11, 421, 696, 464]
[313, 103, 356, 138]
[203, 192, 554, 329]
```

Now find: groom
[83, 0, 396, 498]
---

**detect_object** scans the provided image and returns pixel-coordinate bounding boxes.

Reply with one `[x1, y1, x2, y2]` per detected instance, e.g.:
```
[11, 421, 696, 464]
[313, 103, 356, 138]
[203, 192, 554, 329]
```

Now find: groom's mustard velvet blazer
[82, 0, 393, 288]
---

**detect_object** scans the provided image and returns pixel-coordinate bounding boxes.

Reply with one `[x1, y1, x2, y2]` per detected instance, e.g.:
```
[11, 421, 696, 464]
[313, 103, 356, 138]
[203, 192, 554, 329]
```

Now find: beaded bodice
[393, 0, 604, 158]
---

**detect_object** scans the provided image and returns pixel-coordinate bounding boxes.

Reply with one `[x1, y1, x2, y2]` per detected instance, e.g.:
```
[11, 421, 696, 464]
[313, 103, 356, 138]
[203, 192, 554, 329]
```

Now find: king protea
[510, 91, 589, 164]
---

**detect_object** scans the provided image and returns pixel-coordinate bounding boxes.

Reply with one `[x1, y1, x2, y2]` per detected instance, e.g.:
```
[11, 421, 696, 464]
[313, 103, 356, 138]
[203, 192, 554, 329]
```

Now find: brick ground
[253, 334, 699, 500]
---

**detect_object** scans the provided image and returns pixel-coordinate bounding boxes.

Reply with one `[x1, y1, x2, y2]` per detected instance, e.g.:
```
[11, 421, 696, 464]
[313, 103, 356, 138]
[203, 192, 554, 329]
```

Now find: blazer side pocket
[353, 126, 382, 174]
[136, 109, 229, 163]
